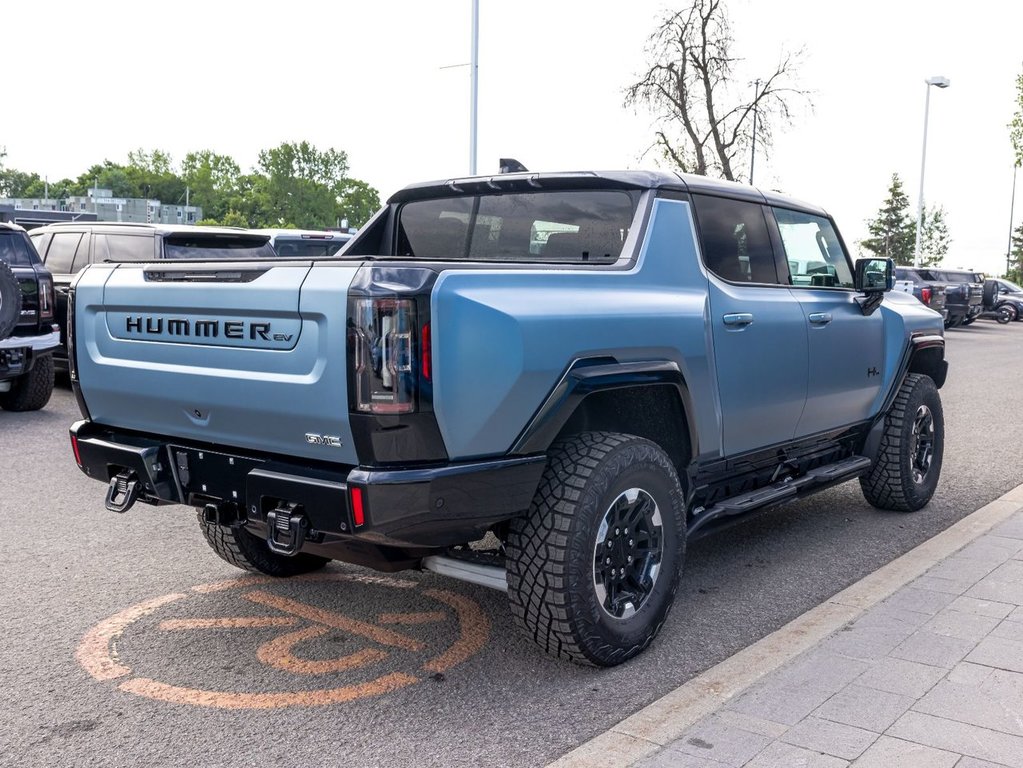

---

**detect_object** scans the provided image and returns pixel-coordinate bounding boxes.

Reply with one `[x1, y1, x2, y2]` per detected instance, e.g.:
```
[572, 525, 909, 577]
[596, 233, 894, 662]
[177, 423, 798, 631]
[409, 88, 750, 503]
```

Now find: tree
[1008, 222, 1023, 282]
[919, 205, 951, 267]
[181, 150, 241, 222]
[625, 0, 808, 180]
[338, 178, 381, 229]
[861, 174, 916, 265]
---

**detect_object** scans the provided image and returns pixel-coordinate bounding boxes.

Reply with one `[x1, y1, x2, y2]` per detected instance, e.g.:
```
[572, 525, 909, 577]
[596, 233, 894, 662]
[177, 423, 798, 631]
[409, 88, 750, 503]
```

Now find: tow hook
[265, 502, 308, 556]
[105, 471, 141, 513]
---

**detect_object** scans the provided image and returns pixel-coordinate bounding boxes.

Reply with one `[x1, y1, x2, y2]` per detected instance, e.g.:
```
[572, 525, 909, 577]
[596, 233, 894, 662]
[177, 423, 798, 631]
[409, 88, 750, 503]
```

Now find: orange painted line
[243, 590, 425, 652]
[118, 672, 420, 709]
[255, 625, 388, 675]
[159, 617, 299, 630]
[420, 589, 491, 674]
[191, 577, 277, 594]
[76, 593, 188, 681]
[192, 571, 417, 594]
[376, 611, 447, 625]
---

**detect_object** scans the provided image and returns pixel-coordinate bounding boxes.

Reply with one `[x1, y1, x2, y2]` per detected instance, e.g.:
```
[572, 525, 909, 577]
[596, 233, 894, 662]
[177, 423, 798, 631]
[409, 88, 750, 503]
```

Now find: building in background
[0, 188, 201, 229]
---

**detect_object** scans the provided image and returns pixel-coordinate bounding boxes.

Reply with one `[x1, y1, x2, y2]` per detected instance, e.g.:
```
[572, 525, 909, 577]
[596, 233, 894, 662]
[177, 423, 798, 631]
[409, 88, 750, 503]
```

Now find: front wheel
[506, 432, 686, 666]
[860, 374, 944, 512]
[197, 512, 330, 577]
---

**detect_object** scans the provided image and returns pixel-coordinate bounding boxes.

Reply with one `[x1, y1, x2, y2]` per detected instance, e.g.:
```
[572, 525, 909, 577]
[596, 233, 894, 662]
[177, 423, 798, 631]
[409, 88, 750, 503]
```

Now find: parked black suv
[28, 222, 276, 366]
[0, 223, 58, 410]
[893, 266, 949, 321]
[896, 267, 983, 328]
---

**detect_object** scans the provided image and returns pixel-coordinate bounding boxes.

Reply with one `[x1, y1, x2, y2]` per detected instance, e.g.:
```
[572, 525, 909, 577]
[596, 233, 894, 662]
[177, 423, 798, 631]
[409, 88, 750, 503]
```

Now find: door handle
[722, 313, 754, 327]
[808, 312, 832, 325]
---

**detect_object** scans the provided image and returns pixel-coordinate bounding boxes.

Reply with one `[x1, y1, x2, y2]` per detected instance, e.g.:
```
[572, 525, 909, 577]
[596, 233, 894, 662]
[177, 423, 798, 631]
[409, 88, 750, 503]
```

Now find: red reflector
[71, 435, 82, 467]
[921, 287, 931, 304]
[421, 322, 432, 380]
[351, 487, 365, 527]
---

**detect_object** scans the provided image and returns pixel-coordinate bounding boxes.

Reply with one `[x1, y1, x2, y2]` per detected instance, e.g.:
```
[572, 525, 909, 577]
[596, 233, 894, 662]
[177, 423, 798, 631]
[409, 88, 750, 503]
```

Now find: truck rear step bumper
[69, 420, 547, 551]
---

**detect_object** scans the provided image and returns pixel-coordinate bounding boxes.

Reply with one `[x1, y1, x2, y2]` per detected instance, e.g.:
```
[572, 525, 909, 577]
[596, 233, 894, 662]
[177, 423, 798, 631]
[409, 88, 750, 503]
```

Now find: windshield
[163, 236, 275, 260]
[0, 231, 41, 266]
[395, 190, 638, 263]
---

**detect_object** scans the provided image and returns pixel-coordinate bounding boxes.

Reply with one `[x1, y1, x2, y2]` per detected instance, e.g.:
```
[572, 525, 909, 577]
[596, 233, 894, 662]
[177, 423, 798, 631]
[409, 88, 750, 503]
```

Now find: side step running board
[691, 455, 872, 537]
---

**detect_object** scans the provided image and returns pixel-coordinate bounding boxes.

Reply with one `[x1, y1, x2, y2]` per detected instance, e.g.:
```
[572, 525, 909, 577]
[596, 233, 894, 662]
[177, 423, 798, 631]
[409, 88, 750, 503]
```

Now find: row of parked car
[894, 266, 1023, 327]
[0, 222, 352, 411]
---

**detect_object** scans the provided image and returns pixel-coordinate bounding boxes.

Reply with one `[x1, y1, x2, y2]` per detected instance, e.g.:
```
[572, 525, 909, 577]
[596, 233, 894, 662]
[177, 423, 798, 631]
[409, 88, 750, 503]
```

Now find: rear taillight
[351, 298, 416, 414]
[350, 486, 365, 527]
[421, 322, 432, 380]
[38, 276, 54, 321]
[921, 287, 932, 304]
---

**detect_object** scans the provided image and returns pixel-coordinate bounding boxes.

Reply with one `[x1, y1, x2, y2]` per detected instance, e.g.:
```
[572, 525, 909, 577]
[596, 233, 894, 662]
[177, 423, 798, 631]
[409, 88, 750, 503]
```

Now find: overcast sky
[3, 0, 1021, 274]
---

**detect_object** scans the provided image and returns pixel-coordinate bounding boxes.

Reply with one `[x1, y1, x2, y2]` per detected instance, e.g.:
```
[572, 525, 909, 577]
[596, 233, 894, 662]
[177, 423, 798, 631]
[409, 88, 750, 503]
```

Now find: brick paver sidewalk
[638, 511, 1023, 768]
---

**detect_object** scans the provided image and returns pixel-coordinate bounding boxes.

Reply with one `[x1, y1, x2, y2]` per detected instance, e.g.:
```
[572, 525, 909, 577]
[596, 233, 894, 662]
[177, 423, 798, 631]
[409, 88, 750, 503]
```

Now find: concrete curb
[548, 482, 1023, 768]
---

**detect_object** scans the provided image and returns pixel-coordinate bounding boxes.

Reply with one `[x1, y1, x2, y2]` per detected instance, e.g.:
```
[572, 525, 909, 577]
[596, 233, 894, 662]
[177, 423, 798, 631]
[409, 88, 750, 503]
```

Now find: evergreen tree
[860, 174, 916, 265]
[919, 205, 951, 267]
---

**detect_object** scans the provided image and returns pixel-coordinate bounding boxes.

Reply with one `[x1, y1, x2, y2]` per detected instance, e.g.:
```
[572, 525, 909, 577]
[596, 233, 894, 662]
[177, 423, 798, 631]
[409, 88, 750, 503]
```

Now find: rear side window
[773, 208, 854, 289]
[163, 236, 276, 260]
[396, 190, 637, 263]
[95, 234, 155, 262]
[42, 232, 84, 273]
[691, 194, 779, 284]
[0, 231, 41, 266]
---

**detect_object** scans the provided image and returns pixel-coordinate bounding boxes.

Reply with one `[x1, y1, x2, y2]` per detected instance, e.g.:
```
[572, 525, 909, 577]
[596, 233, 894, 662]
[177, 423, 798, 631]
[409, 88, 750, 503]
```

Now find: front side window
[773, 208, 854, 289]
[396, 190, 636, 263]
[692, 194, 779, 284]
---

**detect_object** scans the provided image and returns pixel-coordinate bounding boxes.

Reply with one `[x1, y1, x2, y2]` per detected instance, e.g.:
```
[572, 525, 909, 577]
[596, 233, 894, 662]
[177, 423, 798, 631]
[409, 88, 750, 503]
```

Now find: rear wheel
[506, 432, 686, 666]
[860, 374, 943, 512]
[197, 512, 330, 577]
[0, 354, 54, 412]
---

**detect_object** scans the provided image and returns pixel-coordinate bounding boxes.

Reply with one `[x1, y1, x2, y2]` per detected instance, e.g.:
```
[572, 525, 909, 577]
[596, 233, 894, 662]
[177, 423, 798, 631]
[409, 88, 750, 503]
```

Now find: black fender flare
[510, 359, 699, 459]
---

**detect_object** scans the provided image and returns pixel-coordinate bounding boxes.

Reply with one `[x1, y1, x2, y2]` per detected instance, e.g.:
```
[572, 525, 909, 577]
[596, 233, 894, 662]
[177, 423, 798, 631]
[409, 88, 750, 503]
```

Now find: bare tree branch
[624, 0, 812, 182]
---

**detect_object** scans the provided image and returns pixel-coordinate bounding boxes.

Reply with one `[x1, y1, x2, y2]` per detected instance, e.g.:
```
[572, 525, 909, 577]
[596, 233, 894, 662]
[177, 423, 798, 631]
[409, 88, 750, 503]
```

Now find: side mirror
[855, 257, 895, 293]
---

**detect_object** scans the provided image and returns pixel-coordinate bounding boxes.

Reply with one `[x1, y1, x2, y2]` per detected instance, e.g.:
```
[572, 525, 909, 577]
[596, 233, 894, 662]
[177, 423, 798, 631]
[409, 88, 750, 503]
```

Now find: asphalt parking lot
[1, 320, 1021, 768]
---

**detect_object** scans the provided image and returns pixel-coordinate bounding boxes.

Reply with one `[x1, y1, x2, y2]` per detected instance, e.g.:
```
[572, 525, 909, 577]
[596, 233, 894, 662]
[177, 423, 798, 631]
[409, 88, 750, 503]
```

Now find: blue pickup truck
[68, 171, 947, 666]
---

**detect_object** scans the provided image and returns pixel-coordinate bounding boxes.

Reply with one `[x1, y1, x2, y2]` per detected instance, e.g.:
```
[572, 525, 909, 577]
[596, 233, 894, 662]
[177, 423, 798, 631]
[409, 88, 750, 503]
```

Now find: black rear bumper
[69, 420, 546, 551]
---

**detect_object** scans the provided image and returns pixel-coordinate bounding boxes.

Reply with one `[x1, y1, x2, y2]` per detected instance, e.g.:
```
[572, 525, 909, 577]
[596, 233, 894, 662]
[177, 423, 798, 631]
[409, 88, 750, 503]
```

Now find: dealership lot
[1, 322, 1021, 768]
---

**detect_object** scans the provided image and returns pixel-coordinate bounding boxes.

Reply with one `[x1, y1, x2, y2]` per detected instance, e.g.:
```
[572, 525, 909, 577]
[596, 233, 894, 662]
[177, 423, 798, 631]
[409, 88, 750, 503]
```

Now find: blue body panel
[75, 262, 360, 465]
[431, 197, 721, 461]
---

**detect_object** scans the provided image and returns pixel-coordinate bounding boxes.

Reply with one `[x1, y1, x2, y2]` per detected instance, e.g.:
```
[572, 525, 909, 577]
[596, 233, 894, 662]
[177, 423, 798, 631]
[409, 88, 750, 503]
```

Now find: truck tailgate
[74, 262, 360, 465]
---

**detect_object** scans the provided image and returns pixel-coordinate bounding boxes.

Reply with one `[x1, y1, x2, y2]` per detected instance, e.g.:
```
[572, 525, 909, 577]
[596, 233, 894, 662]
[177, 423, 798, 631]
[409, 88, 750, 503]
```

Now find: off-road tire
[197, 512, 330, 576]
[0, 354, 54, 412]
[0, 260, 21, 340]
[506, 432, 686, 667]
[860, 373, 943, 512]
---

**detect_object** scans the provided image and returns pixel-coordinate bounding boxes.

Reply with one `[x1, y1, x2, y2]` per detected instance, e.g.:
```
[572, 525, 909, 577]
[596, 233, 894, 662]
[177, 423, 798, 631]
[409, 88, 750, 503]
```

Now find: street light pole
[914, 75, 950, 268]
[1008, 163, 1019, 277]
[469, 0, 479, 175]
[749, 79, 760, 185]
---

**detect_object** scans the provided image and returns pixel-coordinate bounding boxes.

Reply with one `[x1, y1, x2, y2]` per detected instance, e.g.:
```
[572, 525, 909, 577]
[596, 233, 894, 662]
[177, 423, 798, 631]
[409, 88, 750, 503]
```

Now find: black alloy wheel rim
[912, 404, 935, 484]
[592, 488, 664, 619]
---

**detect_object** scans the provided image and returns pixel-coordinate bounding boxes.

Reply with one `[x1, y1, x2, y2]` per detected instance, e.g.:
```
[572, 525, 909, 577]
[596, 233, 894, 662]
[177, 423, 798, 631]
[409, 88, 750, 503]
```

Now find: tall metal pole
[913, 84, 933, 268]
[913, 76, 950, 266]
[1008, 163, 1019, 277]
[469, 0, 479, 175]
[749, 79, 760, 185]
